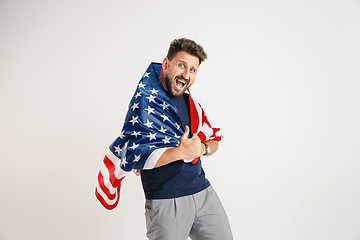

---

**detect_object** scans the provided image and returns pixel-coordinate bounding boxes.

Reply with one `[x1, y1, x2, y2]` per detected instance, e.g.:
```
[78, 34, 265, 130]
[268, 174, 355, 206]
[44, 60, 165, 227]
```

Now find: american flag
[95, 62, 223, 210]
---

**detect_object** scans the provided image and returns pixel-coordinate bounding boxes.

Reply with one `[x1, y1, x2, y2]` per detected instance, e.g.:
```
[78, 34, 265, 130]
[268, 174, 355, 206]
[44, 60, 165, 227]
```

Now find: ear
[162, 57, 169, 70]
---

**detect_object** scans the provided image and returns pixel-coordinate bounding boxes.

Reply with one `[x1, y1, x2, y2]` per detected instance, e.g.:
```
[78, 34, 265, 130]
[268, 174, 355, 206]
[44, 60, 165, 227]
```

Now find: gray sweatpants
[144, 185, 233, 240]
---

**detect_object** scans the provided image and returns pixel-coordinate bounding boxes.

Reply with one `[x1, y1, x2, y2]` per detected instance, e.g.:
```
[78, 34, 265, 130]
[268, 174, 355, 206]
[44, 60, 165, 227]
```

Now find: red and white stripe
[95, 151, 127, 210]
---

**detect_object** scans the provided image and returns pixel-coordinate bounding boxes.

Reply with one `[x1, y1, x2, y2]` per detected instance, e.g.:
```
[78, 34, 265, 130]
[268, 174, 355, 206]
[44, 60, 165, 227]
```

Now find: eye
[179, 63, 184, 68]
[190, 68, 196, 73]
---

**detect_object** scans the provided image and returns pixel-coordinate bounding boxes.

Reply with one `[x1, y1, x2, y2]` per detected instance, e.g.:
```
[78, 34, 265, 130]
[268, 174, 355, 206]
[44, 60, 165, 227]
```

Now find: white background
[1, 0, 360, 239]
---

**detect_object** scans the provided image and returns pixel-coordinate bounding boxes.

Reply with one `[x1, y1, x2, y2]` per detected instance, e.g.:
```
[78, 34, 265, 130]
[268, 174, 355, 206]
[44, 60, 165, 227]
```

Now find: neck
[159, 73, 168, 91]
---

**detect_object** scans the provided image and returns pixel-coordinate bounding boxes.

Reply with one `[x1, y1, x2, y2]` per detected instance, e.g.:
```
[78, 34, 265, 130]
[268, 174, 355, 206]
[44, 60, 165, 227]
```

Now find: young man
[96, 38, 233, 240]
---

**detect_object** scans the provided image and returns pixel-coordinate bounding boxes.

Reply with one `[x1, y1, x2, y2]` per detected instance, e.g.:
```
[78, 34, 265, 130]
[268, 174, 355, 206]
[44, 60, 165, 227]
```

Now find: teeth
[176, 79, 186, 88]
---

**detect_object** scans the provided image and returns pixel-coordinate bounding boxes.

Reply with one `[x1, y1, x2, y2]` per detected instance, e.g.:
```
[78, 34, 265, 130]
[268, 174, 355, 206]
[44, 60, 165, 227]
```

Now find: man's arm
[154, 126, 219, 168]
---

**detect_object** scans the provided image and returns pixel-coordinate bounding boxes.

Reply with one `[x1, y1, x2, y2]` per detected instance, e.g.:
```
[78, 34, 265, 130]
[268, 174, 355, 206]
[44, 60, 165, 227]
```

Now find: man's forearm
[154, 146, 184, 168]
[154, 139, 220, 168]
[203, 140, 219, 157]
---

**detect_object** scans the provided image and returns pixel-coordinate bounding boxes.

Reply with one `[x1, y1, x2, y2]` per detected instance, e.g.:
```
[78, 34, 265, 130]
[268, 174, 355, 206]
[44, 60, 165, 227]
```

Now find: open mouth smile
[175, 78, 187, 90]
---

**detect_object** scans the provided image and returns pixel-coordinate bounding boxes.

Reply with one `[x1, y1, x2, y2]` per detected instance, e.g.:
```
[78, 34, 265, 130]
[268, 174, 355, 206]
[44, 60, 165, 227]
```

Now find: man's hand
[178, 126, 206, 160]
[154, 126, 218, 168]
[154, 126, 204, 168]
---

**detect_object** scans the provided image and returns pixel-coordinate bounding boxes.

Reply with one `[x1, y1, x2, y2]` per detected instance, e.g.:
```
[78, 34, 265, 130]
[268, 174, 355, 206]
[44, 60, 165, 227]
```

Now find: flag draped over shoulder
[95, 62, 223, 210]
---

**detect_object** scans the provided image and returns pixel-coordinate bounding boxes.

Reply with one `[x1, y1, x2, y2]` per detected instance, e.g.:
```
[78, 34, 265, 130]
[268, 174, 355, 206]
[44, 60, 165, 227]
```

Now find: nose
[181, 69, 190, 80]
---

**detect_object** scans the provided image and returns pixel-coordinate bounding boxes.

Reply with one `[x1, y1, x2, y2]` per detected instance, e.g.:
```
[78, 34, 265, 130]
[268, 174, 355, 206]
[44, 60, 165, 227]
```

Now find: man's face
[161, 51, 200, 97]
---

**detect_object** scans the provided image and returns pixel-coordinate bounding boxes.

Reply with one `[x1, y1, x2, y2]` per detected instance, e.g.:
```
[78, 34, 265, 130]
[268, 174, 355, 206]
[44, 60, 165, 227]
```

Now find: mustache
[175, 75, 189, 83]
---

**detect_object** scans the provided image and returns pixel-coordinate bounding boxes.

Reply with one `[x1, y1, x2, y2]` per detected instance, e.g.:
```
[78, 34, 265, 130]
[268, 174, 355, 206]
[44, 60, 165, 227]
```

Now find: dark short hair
[166, 38, 207, 64]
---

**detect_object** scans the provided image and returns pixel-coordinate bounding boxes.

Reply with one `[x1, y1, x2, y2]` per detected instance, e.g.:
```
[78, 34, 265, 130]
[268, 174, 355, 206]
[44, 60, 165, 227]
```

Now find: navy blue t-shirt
[140, 93, 210, 200]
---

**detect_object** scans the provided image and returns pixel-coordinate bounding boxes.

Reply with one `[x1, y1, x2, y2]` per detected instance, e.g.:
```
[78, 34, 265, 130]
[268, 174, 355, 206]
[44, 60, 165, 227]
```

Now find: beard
[164, 72, 189, 98]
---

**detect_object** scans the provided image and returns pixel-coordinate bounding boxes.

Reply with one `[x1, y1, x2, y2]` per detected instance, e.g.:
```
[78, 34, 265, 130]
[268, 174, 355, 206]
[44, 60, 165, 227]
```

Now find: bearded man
[96, 38, 233, 240]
